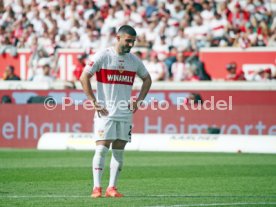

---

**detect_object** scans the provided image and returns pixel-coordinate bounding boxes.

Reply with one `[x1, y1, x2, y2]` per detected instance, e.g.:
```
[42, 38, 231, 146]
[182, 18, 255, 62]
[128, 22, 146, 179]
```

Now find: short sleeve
[84, 51, 103, 75]
[136, 58, 149, 79]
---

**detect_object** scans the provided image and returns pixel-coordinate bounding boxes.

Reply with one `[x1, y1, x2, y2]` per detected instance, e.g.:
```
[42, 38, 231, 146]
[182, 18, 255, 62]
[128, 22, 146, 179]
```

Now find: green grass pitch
[0, 150, 276, 207]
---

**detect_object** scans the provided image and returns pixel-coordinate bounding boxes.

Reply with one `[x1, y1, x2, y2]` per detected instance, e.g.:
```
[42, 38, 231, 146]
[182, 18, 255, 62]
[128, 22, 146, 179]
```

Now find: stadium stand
[0, 0, 275, 83]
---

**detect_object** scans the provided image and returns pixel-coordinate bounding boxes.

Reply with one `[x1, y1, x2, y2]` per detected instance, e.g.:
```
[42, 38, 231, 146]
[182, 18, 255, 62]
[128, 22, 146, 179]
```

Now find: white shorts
[94, 118, 132, 142]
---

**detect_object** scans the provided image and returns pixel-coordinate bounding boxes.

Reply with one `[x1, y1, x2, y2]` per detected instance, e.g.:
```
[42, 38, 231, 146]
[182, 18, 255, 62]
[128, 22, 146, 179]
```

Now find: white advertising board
[37, 133, 276, 154]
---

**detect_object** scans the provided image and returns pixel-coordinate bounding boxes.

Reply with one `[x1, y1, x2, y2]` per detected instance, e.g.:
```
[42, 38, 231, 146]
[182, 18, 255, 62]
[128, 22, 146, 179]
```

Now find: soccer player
[80, 25, 152, 198]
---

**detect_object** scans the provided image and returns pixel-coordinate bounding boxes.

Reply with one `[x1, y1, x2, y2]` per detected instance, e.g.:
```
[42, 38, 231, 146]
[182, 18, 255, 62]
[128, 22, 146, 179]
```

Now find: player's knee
[112, 149, 124, 167]
[96, 140, 112, 148]
[98, 150, 108, 157]
[112, 140, 127, 149]
[95, 145, 109, 157]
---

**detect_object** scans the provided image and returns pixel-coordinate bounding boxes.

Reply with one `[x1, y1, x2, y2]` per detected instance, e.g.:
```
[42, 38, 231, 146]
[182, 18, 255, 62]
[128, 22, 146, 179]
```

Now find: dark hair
[118, 25, 136, 36]
[226, 62, 237, 70]
[7, 65, 15, 73]
[1, 95, 12, 104]
[191, 93, 203, 104]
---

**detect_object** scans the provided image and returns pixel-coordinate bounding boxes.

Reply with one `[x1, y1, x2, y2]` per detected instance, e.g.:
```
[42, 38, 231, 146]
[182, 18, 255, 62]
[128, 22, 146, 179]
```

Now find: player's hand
[93, 101, 109, 117]
[128, 100, 142, 114]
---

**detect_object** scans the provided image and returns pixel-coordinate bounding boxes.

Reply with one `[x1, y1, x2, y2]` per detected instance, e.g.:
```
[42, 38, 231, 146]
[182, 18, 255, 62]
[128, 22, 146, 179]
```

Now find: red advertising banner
[0, 105, 92, 148]
[57, 49, 84, 81]
[0, 90, 276, 148]
[0, 90, 275, 105]
[0, 49, 31, 80]
[0, 49, 84, 81]
[200, 48, 276, 79]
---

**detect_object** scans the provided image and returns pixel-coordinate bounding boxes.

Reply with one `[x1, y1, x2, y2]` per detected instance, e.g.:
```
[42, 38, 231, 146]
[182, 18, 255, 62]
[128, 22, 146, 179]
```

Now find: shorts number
[128, 125, 132, 139]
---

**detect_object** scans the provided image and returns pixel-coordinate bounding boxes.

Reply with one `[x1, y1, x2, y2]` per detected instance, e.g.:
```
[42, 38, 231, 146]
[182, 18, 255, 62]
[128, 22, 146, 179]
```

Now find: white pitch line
[127, 195, 276, 198]
[145, 203, 276, 207]
[0, 195, 276, 199]
[0, 195, 89, 198]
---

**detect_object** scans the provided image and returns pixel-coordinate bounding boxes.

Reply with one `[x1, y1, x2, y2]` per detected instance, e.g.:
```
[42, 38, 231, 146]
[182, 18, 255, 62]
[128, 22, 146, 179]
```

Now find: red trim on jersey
[96, 68, 136, 85]
[212, 25, 225, 31]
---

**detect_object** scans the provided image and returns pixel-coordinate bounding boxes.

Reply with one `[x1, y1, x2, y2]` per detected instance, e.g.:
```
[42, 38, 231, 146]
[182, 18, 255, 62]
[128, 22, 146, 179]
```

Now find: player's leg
[91, 119, 116, 198]
[105, 139, 127, 198]
[91, 140, 111, 198]
[106, 122, 132, 198]
[109, 139, 127, 187]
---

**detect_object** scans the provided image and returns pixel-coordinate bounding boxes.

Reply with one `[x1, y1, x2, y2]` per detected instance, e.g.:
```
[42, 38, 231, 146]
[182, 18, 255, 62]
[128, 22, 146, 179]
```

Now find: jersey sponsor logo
[96, 69, 136, 85]
[107, 74, 133, 83]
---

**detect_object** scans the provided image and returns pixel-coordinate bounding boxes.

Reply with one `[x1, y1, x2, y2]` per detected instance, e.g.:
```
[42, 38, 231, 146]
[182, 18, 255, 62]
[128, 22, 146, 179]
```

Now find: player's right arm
[80, 72, 109, 117]
[80, 52, 109, 117]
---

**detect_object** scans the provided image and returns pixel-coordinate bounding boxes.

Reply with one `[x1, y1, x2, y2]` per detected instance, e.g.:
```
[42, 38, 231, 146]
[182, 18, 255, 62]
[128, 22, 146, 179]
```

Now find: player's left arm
[137, 74, 152, 102]
[132, 74, 152, 113]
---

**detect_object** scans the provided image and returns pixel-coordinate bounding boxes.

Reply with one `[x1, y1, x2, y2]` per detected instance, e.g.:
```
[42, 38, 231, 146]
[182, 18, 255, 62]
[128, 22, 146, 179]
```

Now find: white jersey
[84, 47, 149, 122]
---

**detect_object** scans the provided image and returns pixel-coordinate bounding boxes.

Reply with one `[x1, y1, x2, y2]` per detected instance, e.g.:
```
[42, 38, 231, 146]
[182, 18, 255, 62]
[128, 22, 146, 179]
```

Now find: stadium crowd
[0, 0, 276, 82]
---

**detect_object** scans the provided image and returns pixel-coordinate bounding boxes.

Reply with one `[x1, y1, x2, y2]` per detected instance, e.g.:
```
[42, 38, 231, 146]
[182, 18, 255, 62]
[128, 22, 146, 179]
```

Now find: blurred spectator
[225, 62, 246, 81]
[80, 30, 101, 51]
[187, 93, 203, 105]
[145, 52, 167, 81]
[136, 33, 150, 48]
[172, 28, 190, 52]
[186, 67, 201, 81]
[0, 32, 17, 57]
[145, 0, 158, 18]
[0, 0, 275, 82]
[171, 51, 190, 81]
[157, 2, 170, 19]
[171, 2, 185, 22]
[56, 9, 71, 35]
[250, 68, 273, 81]
[201, 1, 214, 24]
[145, 22, 159, 47]
[210, 12, 228, 39]
[185, 14, 211, 50]
[32, 64, 55, 83]
[135, 51, 148, 66]
[180, 92, 203, 106]
[68, 32, 82, 48]
[227, 2, 250, 30]
[101, 7, 122, 37]
[27, 35, 57, 80]
[25, 24, 36, 47]
[30, 8, 44, 35]
[0, 0, 274, 54]
[72, 53, 87, 81]
[56, 33, 68, 48]
[186, 53, 211, 80]
[2, 65, 20, 80]
[233, 31, 252, 48]
[164, 46, 178, 78]
[268, 30, 276, 47]
[152, 35, 170, 61]
[1, 95, 12, 104]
